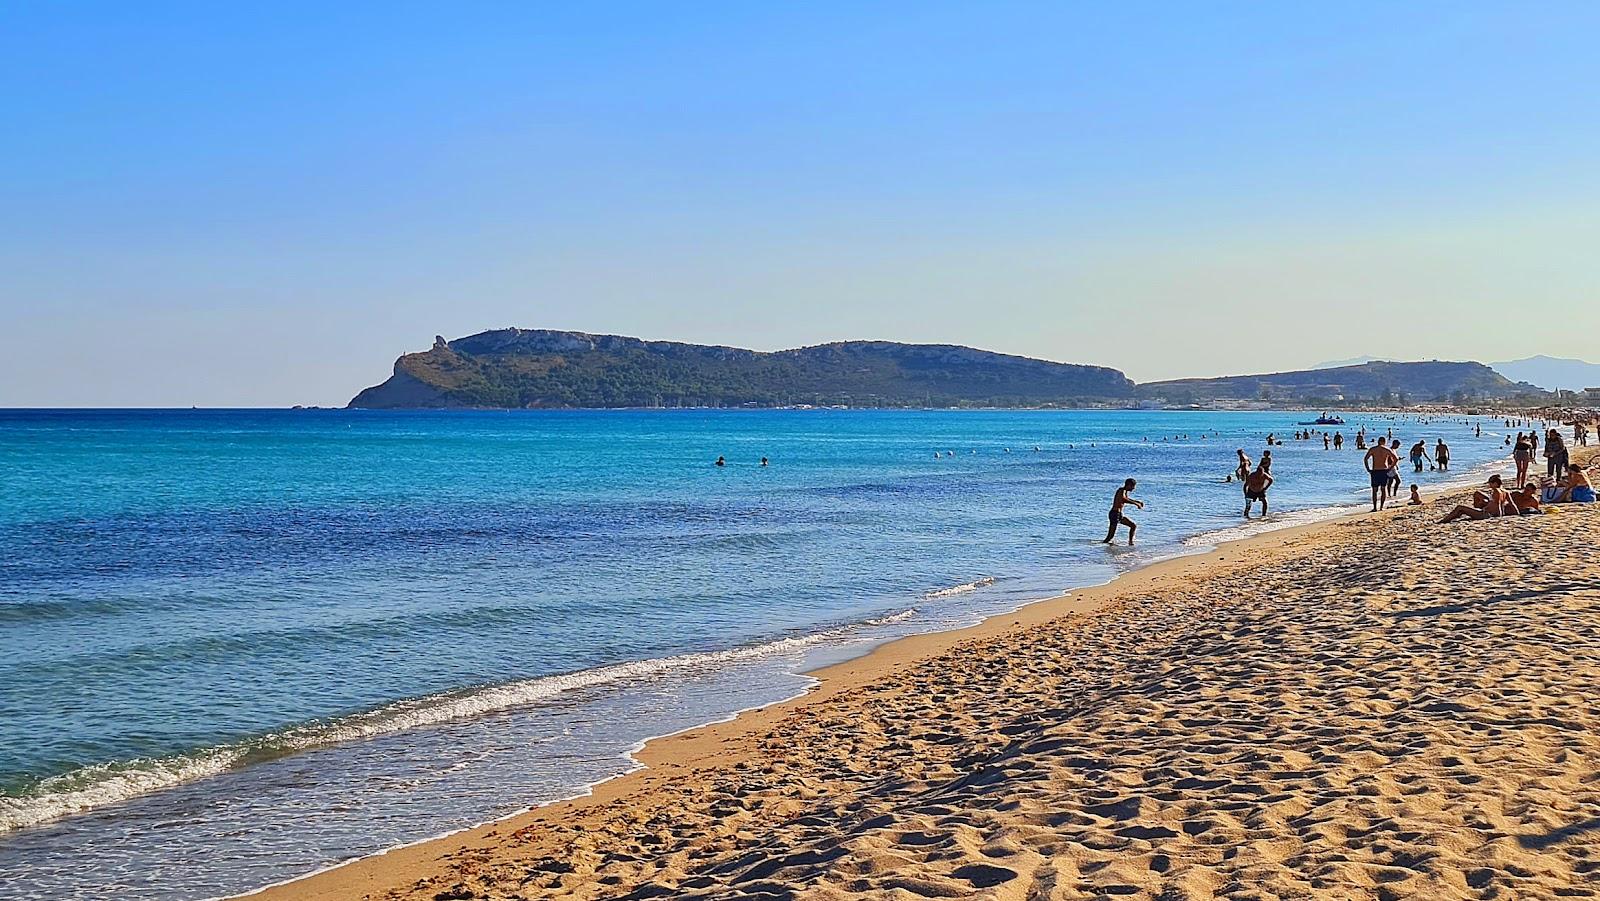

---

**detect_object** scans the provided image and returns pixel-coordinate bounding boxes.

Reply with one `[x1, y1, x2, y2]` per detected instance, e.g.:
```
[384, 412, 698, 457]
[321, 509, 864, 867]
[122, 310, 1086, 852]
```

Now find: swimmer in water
[715, 456, 726, 467]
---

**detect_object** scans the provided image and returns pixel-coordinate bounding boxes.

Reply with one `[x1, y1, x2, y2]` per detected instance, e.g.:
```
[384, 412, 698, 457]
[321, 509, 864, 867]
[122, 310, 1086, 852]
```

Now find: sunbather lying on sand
[1460, 479, 1541, 513]
[1510, 484, 1542, 513]
[1441, 475, 1519, 523]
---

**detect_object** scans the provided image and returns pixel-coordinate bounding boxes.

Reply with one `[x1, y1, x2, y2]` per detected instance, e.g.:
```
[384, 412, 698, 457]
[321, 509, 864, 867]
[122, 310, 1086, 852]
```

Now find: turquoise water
[0, 409, 1516, 899]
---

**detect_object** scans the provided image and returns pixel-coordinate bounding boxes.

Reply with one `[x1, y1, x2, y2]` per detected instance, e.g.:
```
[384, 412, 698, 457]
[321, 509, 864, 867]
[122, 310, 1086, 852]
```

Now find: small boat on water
[1298, 414, 1346, 426]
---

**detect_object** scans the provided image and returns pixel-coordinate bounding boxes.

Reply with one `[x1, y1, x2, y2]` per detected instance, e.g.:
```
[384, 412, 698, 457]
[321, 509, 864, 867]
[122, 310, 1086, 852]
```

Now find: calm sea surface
[0, 408, 1518, 899]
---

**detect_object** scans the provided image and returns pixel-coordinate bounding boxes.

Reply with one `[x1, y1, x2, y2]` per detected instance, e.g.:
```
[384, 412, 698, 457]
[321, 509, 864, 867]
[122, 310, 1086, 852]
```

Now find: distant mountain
[349, 329, 1136, 409]
[1312, 355, 1383, 369]
[1139, 360, 1547, 406]
[1489, 355, 1600, 391]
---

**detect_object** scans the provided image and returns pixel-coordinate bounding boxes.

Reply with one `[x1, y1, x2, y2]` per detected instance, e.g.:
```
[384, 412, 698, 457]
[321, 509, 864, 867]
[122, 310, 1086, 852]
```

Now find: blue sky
[4, 2, 1600, 405]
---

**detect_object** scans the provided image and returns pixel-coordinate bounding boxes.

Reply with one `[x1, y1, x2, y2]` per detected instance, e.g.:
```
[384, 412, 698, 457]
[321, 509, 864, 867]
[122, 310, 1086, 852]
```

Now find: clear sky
[4, 2, 1600, 406]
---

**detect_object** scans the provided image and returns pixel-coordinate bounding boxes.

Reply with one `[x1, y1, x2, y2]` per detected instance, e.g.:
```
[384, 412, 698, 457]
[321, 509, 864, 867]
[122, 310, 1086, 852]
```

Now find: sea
[0, 408, 1523, 900]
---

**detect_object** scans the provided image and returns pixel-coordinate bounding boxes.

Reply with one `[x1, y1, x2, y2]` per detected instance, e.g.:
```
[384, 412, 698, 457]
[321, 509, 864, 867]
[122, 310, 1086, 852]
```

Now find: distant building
[1586, 387, 1600, 402]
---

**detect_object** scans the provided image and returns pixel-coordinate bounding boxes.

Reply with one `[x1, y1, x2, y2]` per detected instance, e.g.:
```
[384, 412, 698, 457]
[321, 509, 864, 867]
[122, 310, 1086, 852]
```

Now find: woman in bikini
[1513, 435, 1534, 488]
[1441, 475, 1518, 523]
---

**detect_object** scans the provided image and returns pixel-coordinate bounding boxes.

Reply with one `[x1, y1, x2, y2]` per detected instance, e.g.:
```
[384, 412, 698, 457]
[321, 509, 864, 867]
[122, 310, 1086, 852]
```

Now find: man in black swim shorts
[1103, 478, 1144, 545]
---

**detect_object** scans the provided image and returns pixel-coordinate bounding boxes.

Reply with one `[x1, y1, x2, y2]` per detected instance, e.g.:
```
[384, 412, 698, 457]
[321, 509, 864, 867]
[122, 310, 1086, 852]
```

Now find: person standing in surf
[1103, 478, 1144, 546]
[1409, 440, 1431, 473]
[1364, 437, 1399, 511]
[1243, 464, 1274, 518]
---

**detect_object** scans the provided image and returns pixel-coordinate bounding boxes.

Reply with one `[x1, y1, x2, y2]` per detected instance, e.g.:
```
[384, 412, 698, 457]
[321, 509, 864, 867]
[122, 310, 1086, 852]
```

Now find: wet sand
[252, 466, 1600, 900]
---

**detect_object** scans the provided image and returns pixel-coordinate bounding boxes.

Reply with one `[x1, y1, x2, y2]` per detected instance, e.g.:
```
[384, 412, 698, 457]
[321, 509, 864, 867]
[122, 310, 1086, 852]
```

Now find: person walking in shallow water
[1409, 440, 1431, 473]
[1243, 464, 1273, 518]
[1103, 478, 1143, 546]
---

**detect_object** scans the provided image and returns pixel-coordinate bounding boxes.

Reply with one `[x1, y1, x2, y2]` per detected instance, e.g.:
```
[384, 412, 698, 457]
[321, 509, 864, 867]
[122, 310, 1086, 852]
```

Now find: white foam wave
[1181, 503, 1365, 548]
[0, 608, 919, 835]
[923, 576, 995, 599]
[0, 750, 243, 832]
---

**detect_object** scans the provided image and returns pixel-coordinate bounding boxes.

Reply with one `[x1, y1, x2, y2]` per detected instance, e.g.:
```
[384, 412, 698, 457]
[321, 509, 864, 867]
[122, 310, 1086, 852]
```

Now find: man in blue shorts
[1364, 438, 1399, 511]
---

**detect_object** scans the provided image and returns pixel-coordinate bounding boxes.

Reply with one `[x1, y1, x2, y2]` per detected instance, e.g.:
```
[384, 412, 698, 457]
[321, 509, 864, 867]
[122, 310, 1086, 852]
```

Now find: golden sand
[253, 475, 1600, 901]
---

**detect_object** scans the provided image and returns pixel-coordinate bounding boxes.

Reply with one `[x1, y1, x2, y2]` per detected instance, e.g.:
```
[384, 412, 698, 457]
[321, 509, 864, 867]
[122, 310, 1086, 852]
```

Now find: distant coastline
[330, 401, 1567, 414]
[348, 328, 1556, 411]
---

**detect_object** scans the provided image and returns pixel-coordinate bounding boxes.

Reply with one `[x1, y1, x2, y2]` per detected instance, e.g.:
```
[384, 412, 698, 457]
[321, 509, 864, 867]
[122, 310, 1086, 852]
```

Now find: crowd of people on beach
[1438, 424, 1595, 522]
[1102, 415, 1598, 544]
[1438, 466, 1595, 522]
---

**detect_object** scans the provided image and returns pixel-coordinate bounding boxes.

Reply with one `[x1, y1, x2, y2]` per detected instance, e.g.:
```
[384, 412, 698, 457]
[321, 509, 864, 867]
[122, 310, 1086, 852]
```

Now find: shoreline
[12, 437, 1492, 843]
[250, 444, 1600, 900]
[2, 411, 1527, 898]
[242, 499, 1384, 901]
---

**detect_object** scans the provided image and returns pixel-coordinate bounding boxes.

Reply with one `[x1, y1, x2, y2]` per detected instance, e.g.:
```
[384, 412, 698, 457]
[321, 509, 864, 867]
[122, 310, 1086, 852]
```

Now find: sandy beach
[254, 464, 1600, 901]
[16, 5, 1600, 897]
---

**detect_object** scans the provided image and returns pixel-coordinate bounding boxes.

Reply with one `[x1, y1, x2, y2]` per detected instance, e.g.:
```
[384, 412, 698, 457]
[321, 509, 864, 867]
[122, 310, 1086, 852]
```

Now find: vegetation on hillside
[1138, 361, 1547, 407]
[349, 330, 1136, 408]
[348, 332, 1552, 410]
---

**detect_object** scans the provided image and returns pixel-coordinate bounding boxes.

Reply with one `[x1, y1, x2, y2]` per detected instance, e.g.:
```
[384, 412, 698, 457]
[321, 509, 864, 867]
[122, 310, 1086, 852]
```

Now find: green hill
[349, 332, 1553, 410]
[1138, 360, 1546, 406]
[348, 330, 1137, 409]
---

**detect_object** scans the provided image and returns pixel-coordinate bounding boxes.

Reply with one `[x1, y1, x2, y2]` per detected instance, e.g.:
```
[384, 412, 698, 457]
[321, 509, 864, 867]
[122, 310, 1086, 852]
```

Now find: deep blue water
[0, 408, 1518, 899]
